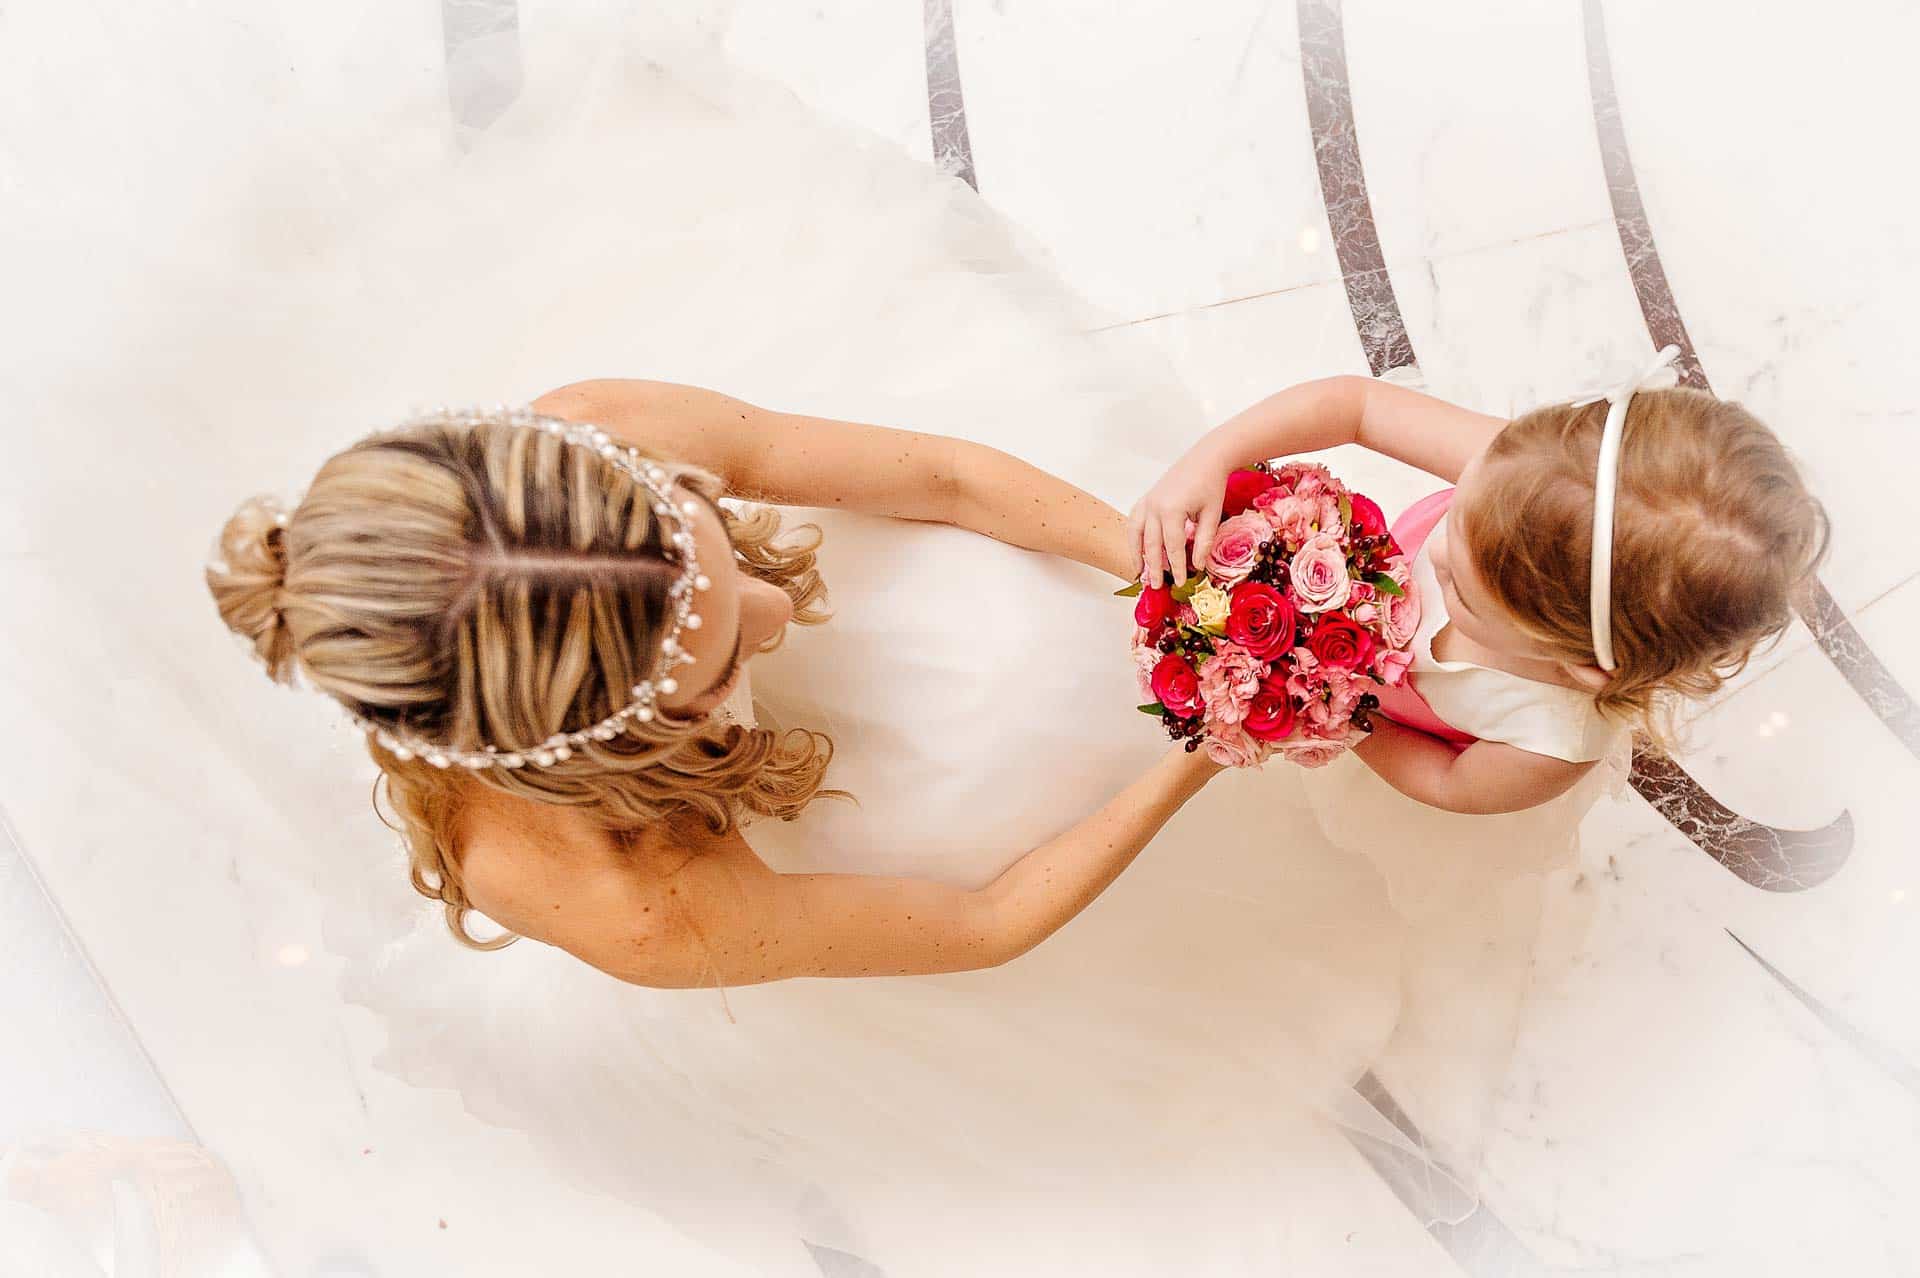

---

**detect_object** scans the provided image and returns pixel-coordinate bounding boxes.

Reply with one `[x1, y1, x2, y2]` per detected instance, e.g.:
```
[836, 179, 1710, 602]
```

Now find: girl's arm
[502, 747, 1221, 987]
[532, 379, 1133, 579]
[1351, 719, 1595, 815]
[1129, 375, 1509, 586]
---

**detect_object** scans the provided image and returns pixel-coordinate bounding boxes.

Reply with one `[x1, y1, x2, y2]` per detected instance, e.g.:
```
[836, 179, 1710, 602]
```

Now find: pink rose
[1205, 513, 1273, 587]
[1221, 467, 1278, 517]
[1288, 531, 1353, 613]
[1279, 737, 1349, 769]
[1203, 720, 1267, 769]
[1374, 647, 1414, 686]
[1351, 603, 1379, 625]
[1150, 653, 1205, 718]
[1197, 640, 1264, 725]
[1381, 584, 1422, 650]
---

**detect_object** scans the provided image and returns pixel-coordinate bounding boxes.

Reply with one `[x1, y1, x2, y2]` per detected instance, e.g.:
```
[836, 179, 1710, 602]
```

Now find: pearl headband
[1572, 345, 1681, 671]
[283, 405, 710, 771]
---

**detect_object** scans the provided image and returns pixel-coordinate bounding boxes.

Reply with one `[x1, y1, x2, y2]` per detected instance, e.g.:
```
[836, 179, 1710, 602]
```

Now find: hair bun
[206, 495, 297, 683]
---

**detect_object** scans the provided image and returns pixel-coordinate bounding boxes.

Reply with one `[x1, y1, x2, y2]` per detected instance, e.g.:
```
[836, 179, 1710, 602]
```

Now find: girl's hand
[1127, 442, 1234, 588]
[1125, 376, 1510, 589]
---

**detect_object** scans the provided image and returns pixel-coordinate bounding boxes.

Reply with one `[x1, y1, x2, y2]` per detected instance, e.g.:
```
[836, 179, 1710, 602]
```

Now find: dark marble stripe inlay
[1295, 0, 1417, 377]
[923, 0, 978, 191]
[1582, 0, 1920, 764]
[1631, 749, 1850, 891]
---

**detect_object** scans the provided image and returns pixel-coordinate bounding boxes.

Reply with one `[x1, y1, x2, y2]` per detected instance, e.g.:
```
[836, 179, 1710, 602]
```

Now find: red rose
[1134, 583, 1175, 631]
[1149, 653, 1206, 718]
[1308, 612, 1376, 672]
[1243, 673, 1297, 742]
[1221, 467, 1279, 517]
[1224, 581, 1298, 661]
[1348, 492, 1388, 540]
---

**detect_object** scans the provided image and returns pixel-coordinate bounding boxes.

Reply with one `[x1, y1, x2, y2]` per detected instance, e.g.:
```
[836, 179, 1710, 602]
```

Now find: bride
[208, 382, 1222, 986]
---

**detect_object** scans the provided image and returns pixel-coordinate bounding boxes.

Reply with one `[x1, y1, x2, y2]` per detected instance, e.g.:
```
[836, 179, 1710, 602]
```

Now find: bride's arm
[509, 746, 1219, 988]
[532, 379, 1133, 579]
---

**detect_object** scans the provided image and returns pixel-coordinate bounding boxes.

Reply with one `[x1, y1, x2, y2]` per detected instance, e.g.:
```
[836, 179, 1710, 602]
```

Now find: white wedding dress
[3, 5, 1605, 1273]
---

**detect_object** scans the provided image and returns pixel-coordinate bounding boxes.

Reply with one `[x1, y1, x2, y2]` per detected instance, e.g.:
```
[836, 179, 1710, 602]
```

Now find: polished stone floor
[3, 2, 1915, 1274]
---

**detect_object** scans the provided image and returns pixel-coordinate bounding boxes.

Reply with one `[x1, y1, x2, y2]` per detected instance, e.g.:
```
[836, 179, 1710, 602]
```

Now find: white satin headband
[1572, 344, 1681, 671]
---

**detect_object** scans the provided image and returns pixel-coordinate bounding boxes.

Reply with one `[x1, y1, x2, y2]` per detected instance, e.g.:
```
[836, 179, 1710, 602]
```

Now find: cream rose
[1190, 582, 1232, 633]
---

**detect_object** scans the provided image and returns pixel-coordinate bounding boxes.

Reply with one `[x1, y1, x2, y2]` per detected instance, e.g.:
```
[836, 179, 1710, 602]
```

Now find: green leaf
[1368, 573, 1406, 598]
[1113, 581, 1145, 598]
[1136, 703, 1166, 716]
[1169, 574, 1204, 603]
[1338, 492, 1353, 528]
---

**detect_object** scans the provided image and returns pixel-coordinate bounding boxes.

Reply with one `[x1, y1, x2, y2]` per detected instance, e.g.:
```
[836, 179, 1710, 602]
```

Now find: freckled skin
[448, 378, 1222, 988]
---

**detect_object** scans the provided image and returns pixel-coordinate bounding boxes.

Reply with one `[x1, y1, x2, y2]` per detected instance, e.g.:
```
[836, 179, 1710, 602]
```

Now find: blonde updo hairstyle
[1459, 386, 1829, 744]
[207, 417, 832, 946]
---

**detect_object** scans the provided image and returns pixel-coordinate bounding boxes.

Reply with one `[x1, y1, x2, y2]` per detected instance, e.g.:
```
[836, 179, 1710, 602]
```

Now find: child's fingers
[1160, 512, 1189, 586]
[1191, 504, 1222, 575]
[1143, 529, 1168, 589]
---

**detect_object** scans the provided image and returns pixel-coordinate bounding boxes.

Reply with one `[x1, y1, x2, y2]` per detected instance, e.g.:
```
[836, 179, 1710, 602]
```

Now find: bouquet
[1121, 462, 1421, 768]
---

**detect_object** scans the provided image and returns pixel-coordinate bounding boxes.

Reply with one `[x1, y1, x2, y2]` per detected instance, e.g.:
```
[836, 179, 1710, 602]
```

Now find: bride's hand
[1127, 442, 1234, 588]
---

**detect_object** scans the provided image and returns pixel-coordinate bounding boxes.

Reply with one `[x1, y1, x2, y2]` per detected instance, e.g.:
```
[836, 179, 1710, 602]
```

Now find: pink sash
[1370, 489, 1478, 750]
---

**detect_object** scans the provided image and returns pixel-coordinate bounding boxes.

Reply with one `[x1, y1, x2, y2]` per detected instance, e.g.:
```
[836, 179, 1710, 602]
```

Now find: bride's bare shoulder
[454, 788, 765, 988]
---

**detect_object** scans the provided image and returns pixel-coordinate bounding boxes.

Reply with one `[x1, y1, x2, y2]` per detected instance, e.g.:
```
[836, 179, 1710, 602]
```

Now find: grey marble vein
[444, 0, 523, 132]
[1726, 931, 1920, 1100]
[923, 0, 978, 190]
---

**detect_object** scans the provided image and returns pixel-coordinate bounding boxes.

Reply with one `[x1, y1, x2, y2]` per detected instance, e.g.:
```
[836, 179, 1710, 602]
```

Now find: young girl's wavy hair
[1461, 386, 1830, 745]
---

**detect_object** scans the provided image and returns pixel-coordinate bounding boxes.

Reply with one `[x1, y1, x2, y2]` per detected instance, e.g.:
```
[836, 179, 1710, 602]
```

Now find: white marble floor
[4, 1, 1917, 1275]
